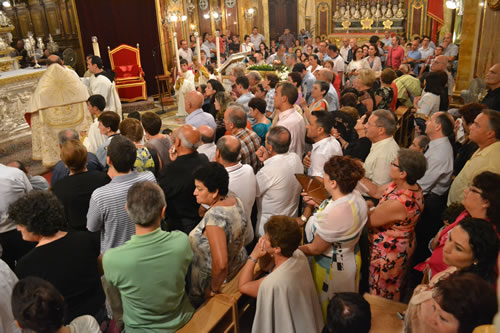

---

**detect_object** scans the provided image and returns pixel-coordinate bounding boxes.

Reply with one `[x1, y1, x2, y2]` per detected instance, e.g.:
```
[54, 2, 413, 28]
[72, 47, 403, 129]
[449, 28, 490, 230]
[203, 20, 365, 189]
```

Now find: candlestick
[194, 31, 201, 64]
[91, 36, 100, 57]
[215, 30, 221, 69]
[173, 32, 182, 74]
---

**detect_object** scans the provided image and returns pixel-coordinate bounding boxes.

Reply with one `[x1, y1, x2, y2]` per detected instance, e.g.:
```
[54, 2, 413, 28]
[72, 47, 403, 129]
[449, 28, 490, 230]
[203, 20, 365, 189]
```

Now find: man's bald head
[317, 69, 333, 83]
[216, 135, 241, 163]
[198, 125, 215, 144]
[47, 54, 63, 67]
[174, 124, 201, 151]
[185, 91, 204, 114]
[432, 55, 448, 72]
[486, 63, 500, 89]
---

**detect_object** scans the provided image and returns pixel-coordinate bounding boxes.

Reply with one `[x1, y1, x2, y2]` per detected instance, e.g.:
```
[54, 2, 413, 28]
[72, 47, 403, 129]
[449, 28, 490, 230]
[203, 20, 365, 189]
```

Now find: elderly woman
[189, 162, 247, 307]
[51, 140, 110, 231]
[406, 272, 497, 333]
[362, 148, 427, 301]
[10, 191, 106, 324]
[353, 69, 377, 113]
[299, 156, 368, 316]
[12, 277, 101, 332]
[415, 171, 500, 278]
[119, 118, 159, 175]
[375, 68, 397, 110]
[405, 218, 498, 332]
[238, 216, 324, 333]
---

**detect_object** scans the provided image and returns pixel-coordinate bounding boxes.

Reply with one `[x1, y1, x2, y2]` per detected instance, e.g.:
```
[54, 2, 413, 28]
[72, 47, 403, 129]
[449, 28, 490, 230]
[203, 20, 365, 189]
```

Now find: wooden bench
[364, 293, 407, 333]
[177, 266, 259, 333]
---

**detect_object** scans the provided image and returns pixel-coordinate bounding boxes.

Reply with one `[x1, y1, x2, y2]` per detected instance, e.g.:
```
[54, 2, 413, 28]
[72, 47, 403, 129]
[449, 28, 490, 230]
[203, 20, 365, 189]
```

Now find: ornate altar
[107, 43, 147, 102]
[327, 0, 406, 43]
[0, 68, 46, 143]
[0, 10, 19, 72]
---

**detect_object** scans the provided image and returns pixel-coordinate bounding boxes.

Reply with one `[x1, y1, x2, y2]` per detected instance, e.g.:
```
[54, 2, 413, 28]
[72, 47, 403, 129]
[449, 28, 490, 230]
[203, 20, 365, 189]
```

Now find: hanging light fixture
[446, 0, 457, 9]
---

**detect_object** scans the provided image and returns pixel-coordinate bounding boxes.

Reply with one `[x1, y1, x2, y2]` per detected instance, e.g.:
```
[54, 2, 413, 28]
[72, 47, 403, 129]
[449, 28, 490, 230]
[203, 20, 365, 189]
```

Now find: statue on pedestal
[395, 0, 405, 18]
[385, 1, 394, 18]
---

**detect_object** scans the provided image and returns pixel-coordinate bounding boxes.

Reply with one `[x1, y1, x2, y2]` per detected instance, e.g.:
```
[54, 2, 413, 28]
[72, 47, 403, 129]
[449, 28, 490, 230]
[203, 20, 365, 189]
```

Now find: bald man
[431, 55, 454, 97]
[316, 69, 339, 111]
[441, 33, 458, 62]
[158, 125, 209, 233]
[185, 90, 216, 130]
[197, 125, 216, 161]
[482, 63, 500, 111]
[215, 135, 256, 245]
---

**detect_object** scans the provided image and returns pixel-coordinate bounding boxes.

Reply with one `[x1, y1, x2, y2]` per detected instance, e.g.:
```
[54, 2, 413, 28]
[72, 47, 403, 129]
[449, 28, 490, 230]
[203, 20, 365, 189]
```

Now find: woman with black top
[353, 69, 377, 113]
[10, 191, 106, 324]
[205, 79, 225, 118]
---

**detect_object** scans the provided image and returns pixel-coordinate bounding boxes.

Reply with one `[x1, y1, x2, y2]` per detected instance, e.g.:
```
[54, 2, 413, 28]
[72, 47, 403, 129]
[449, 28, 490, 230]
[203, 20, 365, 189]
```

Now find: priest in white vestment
[175, 59, 195, 116]
[26, 62, 93, 167]
[82, 94, 107, 153]
[238, 215, 324, 333]
[81, 56, 122, 119]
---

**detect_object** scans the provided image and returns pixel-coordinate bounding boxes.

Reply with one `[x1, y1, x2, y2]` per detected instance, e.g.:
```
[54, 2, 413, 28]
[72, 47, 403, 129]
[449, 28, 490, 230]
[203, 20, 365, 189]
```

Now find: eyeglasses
[391, 161, 403, 171]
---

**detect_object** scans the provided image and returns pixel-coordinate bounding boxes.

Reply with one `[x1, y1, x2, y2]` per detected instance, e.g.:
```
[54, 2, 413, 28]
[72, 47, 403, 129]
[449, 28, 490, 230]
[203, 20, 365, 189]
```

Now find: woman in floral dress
[361, 149, 427, 301]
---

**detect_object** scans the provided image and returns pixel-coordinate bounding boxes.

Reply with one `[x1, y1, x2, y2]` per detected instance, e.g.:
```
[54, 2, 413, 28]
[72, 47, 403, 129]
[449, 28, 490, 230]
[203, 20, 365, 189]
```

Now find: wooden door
[268, 0, 297, 43]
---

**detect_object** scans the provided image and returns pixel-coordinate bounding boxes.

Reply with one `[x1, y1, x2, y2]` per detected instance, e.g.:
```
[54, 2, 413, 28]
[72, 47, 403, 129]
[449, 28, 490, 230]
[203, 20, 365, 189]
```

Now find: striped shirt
[265, 88, 275, 117]
[87, 170, 156, 253]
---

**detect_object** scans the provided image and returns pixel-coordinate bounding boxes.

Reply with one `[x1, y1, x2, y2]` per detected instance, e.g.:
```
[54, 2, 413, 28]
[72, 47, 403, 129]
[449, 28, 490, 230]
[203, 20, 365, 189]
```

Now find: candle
[216, 30, 221, 69]
[173, 32, 182, 74]
[195, 31, 201, 64]
[91, 36, 100, 57]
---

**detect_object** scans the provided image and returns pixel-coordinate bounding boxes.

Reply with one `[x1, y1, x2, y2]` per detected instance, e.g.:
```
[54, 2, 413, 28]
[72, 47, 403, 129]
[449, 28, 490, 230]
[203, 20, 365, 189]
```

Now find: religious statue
[374, 1, 383, 18]
[0, 37, 7, 51]
[344, 4, 351, 19]
[360, 2, 367, 18]
[370, 1, 377, 16]
[395, 0, 405, 18]
[353, 2, 361, 19]
[385, 1, 394, 18]
[0, 10, 11, 27]
[47, 34, 59, 53]
[334, 3, 342, 20]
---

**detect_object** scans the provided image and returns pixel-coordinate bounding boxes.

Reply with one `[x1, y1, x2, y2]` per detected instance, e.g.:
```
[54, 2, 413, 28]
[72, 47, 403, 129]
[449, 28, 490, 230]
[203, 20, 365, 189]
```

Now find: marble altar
[0, 67, 46, 143]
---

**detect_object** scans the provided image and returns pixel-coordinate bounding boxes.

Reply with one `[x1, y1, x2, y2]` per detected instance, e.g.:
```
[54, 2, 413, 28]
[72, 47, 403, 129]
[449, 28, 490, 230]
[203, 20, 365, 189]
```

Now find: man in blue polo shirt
[185, 91, 216, 130]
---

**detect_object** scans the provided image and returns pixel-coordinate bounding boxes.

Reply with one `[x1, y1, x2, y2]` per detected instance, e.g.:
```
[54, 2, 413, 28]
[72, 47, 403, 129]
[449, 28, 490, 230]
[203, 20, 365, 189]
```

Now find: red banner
[428, 0, 444, 24]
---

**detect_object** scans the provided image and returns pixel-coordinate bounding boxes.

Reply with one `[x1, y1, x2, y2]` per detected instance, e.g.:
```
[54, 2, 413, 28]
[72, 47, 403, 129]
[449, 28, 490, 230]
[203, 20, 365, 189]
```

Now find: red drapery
[75, 0, 161, 96]
[428, 0, 444, 43]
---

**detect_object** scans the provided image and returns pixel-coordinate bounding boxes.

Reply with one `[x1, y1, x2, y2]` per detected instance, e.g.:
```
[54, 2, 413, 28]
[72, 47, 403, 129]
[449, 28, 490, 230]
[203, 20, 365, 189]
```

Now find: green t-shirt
[103, 228, 193, 332]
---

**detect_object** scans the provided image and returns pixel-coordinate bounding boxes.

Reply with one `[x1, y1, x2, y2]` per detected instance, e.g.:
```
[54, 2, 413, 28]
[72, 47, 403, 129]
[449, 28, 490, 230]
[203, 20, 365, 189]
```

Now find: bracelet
[300, 215, 308, 222]
[248, 255, 257, 263]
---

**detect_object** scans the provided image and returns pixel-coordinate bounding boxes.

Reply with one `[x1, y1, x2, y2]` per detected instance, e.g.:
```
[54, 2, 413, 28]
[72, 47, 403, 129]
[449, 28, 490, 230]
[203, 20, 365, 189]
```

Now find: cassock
[26, 64, 93, 167]
[175, 70, 195, 116]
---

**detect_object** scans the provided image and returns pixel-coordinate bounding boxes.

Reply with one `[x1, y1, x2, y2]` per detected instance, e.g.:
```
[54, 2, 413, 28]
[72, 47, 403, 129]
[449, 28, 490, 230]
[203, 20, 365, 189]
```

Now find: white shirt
[364, 137, 400, 185]
[417, 92, 440, 117]
[227, 163, 256, 245]
[83, 117, 107, 154]
[178, 47, 193, 64]
[277, 108, 306, 158]
[333, 54, 345, 73]
[67, 315, 101, 333]
[418, 46, 434, 61]
[340, 45, 351, 61]
[309, 136, 343, 177]
[250, 33, 266, 48]
[418, 137, 454, 196]
[0, 164, 32, 233]
[256, 153, 304, 237]
[197, 142, 216, 161]
[0, 260, 20, 333]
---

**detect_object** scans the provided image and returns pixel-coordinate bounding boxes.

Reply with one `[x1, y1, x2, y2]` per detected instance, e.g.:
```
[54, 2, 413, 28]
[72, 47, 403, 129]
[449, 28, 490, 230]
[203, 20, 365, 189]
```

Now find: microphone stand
[152, 43, 170, 115]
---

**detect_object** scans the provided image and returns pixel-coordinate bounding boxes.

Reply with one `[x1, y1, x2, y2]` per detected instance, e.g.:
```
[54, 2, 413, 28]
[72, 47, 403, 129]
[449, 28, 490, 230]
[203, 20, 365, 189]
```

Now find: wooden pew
[364, 293, 407, 333]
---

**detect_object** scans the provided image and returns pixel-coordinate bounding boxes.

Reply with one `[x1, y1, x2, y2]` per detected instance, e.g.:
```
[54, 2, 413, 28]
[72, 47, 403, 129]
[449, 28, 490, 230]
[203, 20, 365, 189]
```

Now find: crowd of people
[1, 26, 500, 333]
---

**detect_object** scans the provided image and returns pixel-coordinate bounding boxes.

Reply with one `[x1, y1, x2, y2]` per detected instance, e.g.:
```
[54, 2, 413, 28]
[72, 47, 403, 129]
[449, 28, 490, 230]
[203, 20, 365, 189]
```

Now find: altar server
[175, 58, 196, 116]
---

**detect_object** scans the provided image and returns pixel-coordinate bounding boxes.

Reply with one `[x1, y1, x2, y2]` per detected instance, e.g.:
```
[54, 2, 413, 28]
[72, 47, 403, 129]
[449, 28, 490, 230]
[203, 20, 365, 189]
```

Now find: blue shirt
[185, 109, 216, 130]
[325, 84, 339, 112]
[236, 92, 256, 124]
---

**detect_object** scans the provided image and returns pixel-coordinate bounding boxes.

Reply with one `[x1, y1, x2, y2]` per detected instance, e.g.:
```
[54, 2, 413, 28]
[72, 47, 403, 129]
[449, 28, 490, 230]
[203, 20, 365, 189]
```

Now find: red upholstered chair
[107, 43, 147, 102]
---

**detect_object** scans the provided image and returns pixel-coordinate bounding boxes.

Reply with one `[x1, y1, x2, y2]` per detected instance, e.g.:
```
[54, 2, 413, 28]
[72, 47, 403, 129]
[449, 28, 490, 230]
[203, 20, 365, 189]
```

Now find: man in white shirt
[0, 164, 33, 269]
[274, 82, 306, 158]
[304, 111, 342, 179]
[363, 110, 400, 185]
[441, 33, 459, 62]
[0, 259, 20, 333]
[339, 37, 351, 63]
[327, 44, 345, 83]
[178, 39, 193, 65]
[250, 27, 266, 49]
[418, 35, 435, 62]
[414, 112, 454, 264]
[83, 94, 108, 154]
[255, 126, 303, 237]
[197, 125, 216, 161]
[381, 30, 392, 51]
[215, 135, 256, 245]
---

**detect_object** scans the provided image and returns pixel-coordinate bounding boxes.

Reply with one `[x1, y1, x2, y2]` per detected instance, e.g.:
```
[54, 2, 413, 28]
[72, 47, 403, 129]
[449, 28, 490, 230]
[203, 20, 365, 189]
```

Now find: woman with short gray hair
[361, 148, 427, 301]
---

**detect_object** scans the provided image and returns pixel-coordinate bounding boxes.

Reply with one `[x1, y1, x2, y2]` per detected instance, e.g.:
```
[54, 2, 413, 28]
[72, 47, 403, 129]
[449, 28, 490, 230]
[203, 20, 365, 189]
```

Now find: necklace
[209, 195, 227, 209]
